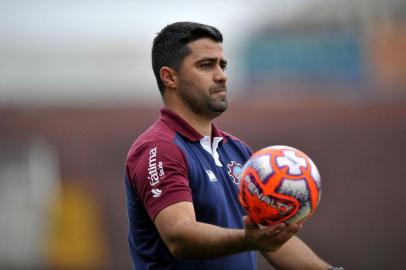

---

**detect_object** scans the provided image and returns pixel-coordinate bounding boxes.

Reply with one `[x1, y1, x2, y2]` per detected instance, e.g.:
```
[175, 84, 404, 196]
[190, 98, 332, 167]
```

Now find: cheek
[178, 69, 212, 96]
[187, 70, 211, 85]
[182, 75, 207, 92]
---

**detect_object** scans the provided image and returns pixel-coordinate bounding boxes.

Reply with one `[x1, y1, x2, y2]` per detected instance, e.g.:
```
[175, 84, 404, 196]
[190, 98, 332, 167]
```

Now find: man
[125, 22, 335, 270]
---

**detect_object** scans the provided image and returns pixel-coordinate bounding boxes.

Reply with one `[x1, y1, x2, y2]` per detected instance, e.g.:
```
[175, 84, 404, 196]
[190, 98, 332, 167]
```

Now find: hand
[242, 215, 301, 252]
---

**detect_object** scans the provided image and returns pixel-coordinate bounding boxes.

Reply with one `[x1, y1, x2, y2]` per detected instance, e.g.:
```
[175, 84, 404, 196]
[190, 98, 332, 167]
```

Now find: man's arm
[261, 235, 331, 270]
[154, 201, 300, 259]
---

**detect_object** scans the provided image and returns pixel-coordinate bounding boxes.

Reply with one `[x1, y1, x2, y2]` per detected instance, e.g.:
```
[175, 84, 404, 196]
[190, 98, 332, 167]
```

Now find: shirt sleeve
[126, 141, 192, 221]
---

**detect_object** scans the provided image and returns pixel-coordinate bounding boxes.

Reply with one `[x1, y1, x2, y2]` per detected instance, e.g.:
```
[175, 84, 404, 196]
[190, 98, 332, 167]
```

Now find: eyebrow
[197, 57, 228, 66]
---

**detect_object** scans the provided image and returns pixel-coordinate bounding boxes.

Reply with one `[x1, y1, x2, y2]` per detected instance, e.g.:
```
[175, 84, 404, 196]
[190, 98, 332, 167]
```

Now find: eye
[220, 60, 228, 71]
[200, 62, 212, 68]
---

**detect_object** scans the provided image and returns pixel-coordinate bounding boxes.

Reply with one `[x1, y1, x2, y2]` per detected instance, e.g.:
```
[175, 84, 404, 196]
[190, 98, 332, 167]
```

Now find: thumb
[242, 215, 258, 230]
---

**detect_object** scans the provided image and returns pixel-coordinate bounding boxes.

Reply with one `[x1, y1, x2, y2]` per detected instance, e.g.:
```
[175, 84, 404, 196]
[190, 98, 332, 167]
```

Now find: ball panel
[244, 154, 274, 183]
[276, 179, 309, 202]
[275, 150, 307, 176]
[309, 157, 321, 189]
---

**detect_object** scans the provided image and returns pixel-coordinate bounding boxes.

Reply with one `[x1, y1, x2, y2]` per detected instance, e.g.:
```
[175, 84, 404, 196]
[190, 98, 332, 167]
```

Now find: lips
[211, 88, 227, 94]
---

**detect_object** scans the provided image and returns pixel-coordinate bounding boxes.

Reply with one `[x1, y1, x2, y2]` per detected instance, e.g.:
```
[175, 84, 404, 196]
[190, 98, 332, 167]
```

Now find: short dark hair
[152, 22, 223, 95]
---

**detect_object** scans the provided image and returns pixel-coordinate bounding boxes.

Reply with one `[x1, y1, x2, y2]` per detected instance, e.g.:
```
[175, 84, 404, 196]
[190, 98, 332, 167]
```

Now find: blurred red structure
[1, 98, 405, 269]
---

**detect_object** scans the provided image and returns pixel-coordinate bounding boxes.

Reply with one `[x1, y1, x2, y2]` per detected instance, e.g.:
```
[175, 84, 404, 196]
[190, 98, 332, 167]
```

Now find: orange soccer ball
[239, 145, 321, 225]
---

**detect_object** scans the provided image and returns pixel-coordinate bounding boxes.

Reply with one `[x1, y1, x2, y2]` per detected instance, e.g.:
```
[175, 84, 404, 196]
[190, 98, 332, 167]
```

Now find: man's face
[176, 38, 228, 119]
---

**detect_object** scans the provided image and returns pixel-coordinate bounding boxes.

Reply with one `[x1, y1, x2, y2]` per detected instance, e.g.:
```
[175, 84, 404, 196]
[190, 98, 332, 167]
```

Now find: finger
[276, 223, 300, 241]
[287, 223, 301, 234]
[264, 223, 286, 236]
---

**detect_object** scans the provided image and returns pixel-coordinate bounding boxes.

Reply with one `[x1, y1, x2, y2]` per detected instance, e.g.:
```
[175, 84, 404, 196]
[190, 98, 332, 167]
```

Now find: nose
[213, 66, 228, 83]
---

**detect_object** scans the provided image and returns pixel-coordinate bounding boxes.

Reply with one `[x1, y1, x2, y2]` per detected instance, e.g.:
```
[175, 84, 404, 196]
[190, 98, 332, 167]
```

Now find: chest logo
[227, 161, 243, 185]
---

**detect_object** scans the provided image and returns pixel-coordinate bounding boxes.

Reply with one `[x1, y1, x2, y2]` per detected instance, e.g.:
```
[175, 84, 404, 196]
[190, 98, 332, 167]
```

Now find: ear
[160, 66, 178, 89]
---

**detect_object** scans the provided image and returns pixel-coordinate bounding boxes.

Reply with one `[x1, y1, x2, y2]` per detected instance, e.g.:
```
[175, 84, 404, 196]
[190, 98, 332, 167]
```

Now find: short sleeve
[126, 141, 192, 220]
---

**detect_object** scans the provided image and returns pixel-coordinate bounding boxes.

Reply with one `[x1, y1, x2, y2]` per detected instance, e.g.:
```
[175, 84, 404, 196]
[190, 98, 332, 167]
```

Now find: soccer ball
[239, 145, 321, 225]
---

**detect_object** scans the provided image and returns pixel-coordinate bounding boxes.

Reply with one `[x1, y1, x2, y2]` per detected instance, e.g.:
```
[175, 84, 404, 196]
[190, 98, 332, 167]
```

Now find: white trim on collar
[200, 136, 223, 167]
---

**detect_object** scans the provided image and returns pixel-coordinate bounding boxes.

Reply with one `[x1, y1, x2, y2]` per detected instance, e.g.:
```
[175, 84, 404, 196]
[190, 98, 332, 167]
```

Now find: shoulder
[221, 130, 252, 153]
[126, 119, 188, 173]
[127, 140, 186, 165]
[126, 119, 189, 179]
[127, 119, 179, 160]
[125, 137, 189, 195]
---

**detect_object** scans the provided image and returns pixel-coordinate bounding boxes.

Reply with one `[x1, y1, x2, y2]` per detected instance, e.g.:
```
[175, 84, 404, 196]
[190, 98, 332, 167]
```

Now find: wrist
[240, 229, 257, 251]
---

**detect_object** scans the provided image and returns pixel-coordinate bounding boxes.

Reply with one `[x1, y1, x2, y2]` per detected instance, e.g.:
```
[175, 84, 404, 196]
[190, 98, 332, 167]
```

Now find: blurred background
[0, 0, 405, 269]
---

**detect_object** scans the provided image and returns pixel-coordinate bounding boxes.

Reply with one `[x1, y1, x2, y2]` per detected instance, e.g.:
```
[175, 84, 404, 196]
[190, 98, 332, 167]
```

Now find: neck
[166, 104, 212, 137]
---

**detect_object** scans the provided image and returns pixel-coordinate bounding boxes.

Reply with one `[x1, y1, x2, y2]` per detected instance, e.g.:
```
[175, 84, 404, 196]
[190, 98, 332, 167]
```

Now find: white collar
[200, 136, 223, 167]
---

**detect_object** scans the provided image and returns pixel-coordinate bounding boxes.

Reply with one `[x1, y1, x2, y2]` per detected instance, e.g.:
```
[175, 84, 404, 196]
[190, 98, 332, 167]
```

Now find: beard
[179, 83, 228, 119]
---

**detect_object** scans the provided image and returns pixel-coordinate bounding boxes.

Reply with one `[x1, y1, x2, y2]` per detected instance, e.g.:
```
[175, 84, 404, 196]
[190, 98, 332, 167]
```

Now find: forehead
[185, 38, 224, 61]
